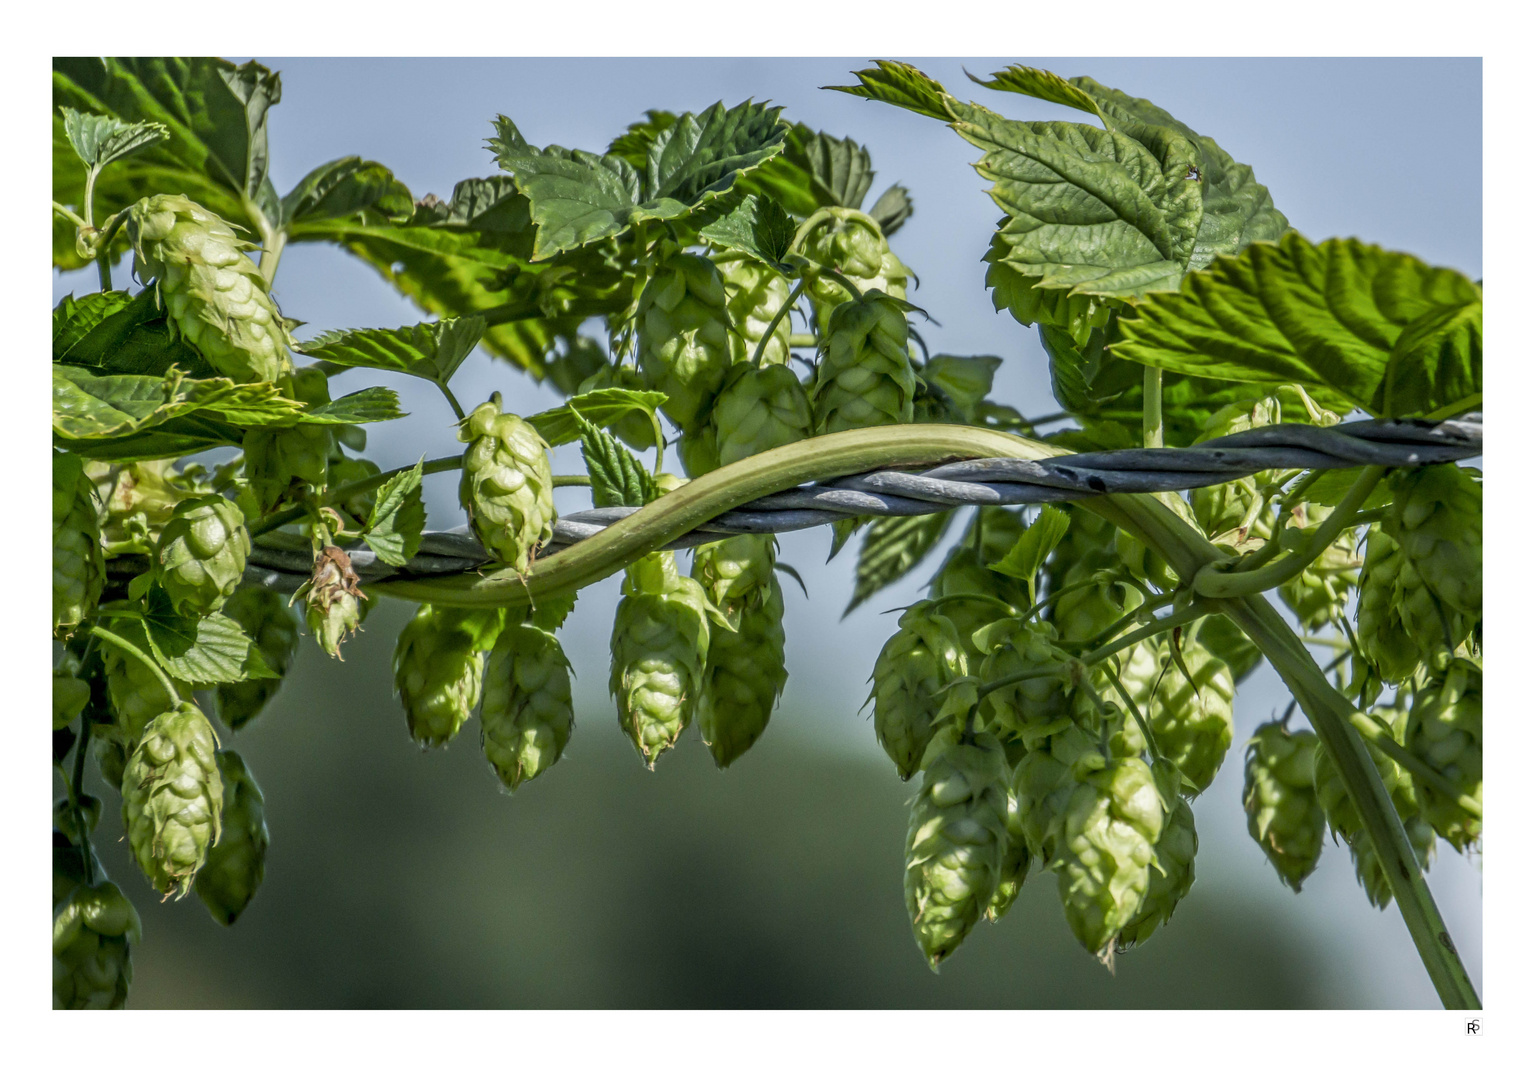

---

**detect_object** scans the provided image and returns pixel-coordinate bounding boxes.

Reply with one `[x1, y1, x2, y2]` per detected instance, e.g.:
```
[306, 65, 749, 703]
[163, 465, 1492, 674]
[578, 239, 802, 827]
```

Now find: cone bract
[799, 208, 909, 335]
[811, 291, 915, 433]
[481, 623, 575, 791]
[715, 251, 791, 366]
[698, 575, 787, 768]
[195, 750, 268, 926]
[122, 701, 223, 897]
[53, 881, 141, 1009]
[53, 452, 104, 634]
[459, 396, 556, 575]
[1118, 794, 1197, 949]
[1357, 526, 1470, 681]
[711, 363, 813, 466]
[393, 604, 487, 748]
[301, 546, 369, 659]
[985, 782, 1032, 923]
[871, 602, 968, 780]
[1243, 722, 1325, 891]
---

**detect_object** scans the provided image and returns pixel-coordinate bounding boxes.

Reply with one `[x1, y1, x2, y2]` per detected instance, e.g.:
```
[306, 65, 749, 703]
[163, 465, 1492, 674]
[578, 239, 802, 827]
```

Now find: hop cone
[1197, 614, 1262, 684]
[481, 623, 575, 791]
[698, 576, 788, 768]
[715, 251, 791, 366]
[53, 881, 141, 1009]
[153, 494, 249, 617]
[871, 602, 968, 780]
[1013, 724, 1099, 864]
[393, 605, 487, 748]
[53, 452, 104, 634]
[610, 553, 712, 768]
[126, 193, 291, 383]
[799, 208, 909, 335]
[1384, 464, 1482, 622]
[216, 586, 301, 730]
[1190, 399, 1282, 546]
[978, 619, 1069, 741]
[1243, 722, 1326, 891]
[1047, 513, 1145, 645]
[985, 781, 1033, 923]
[1279, 522, 1361, 631]
[677, 426, 721, 478]
[243, 369, 335, 511]
[93, 457, 207, 557]
[1055, 755, 1165, 955]
[711, 363, 813, 466]
[637, 252, 733, 431]
[54, 795, 103, 845]
[459, 394, 556, 575]
[1407, 658, 1482, 852]
[1147, 637, 1235, 795]
[928, 509, 1033, 655]
[301, 546, 369, 659]
[692, 535, 777, 620]
[811, 291, 915, 433]
[194, 750, 268, 925]
[122, 701, 224, 897]
[1313, 710, 1436, 909]
[1118, 793, 1198, 949]
[904, 729, 1011, 969]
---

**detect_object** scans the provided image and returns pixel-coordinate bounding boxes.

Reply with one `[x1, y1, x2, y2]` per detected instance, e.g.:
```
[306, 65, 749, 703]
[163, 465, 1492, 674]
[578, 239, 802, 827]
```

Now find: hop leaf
[458, 394, 556, 575]
[811, 291, 916, 433]
[215, 587, 301, 730]
[122, 701, 224, 898]
[53, 452, 104, 634]
[195, 750, 269, 926]
[871, 601, 968, 780]
[53, 881, 141, 1009]
[1243, 721, 1326, 891]
[637, 252, 733, 432]
[481, 623, 575, 790]
[126, 194, 293, 384]
[393, 605, 488, 748]
[904, 729, 1011, 969]
[153, 494, 250, 617]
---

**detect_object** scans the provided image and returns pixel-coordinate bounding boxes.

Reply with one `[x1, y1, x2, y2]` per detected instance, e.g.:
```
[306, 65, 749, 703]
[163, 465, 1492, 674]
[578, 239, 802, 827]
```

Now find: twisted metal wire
[245, 414, 1482, 591]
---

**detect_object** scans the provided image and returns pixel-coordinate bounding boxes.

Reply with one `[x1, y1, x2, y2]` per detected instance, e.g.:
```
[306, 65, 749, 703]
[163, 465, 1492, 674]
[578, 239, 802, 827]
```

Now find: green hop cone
[1014, 725, 1100, 864]
[928, 509, 1033, 655]
[677, 426, 721, 478]
[393, 604, 487, 748]
[481, 623, 575, 791]
[977, 619, 1069, 741]
[53, 881, 141, 1010]
[1313, 708, 1436, 909]
[711, 363, 813, 466]
[1243, 721, 1326, 891]
[459, 393, 556, 575]
[1197, 614, 1263, 685]
[243, 369, 336, 511]
[1047, 513, 1145, 645]
[1406, 658, 1482, 852]
[715, 251, 791, 366]
[122, 701, 224, 898]
[1384, 464, 1482, 622]
[637, 252, 733, 432]
[1055, 755, 1165, 956]
[871, 601, 969, 781]
[300, 546, 370, 659]
[194, 750, 269, 926]
[53, 452, 104, 634]
[811, 291, 916, 434]
[691, 534, 777, 622]
[92, 457, 209, 557]
[1118, 793, 1198, 950]
[1356, 526, 1470, 681]
[609, 552, 712, 768]
[1147, 637, 1236, 795]
[126, 193, 292, 384]
[985, 781, 1033, 923]
[153, 494, 249, 617]
[698, 575, 788, 768]
[798, 208, 909, 336]
[904, 728, 1010, 970]
[216, 586, 301, 730]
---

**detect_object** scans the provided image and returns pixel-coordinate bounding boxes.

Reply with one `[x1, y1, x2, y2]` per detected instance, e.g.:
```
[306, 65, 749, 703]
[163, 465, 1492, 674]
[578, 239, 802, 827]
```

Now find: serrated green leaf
[577, 414, 659, 508]
[132, 600, 279, 686]
[645, 100, 788, 205]
[696, 193, 796, 267]
[1112, 234, 1482, 416]
[59, 107, 168, 171]
[364, 459, 425, 566]
[867, 183, 913, 236]
[845, 511, 956, 615]
[298, 317, 485, 386]
[280, 156, 412, 226]
[607, 110, 680, 169]
[55, 286, 212, 377]
[53, 291, 133, 361]
[493, 142, 644, 258]
[528, 591, 578, 632]
[292, 387, 406, 425]
[825, 61, 956, 122]
[52, 367, 303, 440]
[54, 416, 248, 463]
[527, 387, 666, 447]
[827, 517, 864, 562]
[989, 505, 1070, 605]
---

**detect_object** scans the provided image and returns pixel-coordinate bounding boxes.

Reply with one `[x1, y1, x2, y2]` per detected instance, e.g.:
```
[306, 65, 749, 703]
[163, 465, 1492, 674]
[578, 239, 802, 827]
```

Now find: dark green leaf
[825, 61, 956, 122]
[845, 511, 956, 615]
[295, 387, 406, 425]
[989, 505, 1071, 605]
[53, 367, 303, 440]
[645, 100, 788, 205]
[298, 317, 485, 386]
[54, 415, 247, 462]
[53, 291, 133, 361]
[1112, 234, 1482, 416]
[364, 459, 426, 566]
[695, 193, 796, 267]
[280, 156, 412, 225]
[527, 387, 666, 447]
[54, 286, 211, 377]
[493, 142, 644, 258]
[134, 601, 278, 686]
[607, 110, 680, 170]
[59, 107, 168, 171]
[867, 183, 913, 236]
[527, 591, 578, 632]
[577, 415, 659, 508]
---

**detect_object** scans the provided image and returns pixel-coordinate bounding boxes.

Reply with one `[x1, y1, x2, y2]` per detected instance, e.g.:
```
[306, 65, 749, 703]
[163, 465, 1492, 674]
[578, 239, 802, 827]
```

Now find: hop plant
[1406, 658, 1482, 852]
[691, 535, 778, 621]
[1384, 465, 1482, 623]
[798, 208, 909, 335]
[153, 494, 250, 617]
[53, 451, 104, 634]
[122, 701, 224, 898]
[715, 251, 791, 366]
[637, 251, 733, 432]
[1046, 511, 1145, 644]
[1147, 637, 1236, 795]
[216, 586, 301, 730]
[126, 193, 292, 383]
[871, 601, 969, 781]
[1243, 721, 1326, 891]
[698, 575, 788, 768]
[194, 750, 269, 926]
[481, 623, 575, 791]
[609, 552, 712, 768]
[243, 368, 335, 511]
[810, 291, 916, 433]
[91, 457, 208, 557]
[458, 393, 556, 575]
[1055, 755, 1165, 956]
[53, 881, 141, 1010]
[1190, 398, 1282, 547]
[903, 728, 1011, 969]
[299, 546, 369, 659]
[977, 619, 1069, 741]
[1357, 526, 1469, 681]
[710, 363, 814, 466]
[393, 605, 488, 748]
[1118, 793, 1198, 950]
